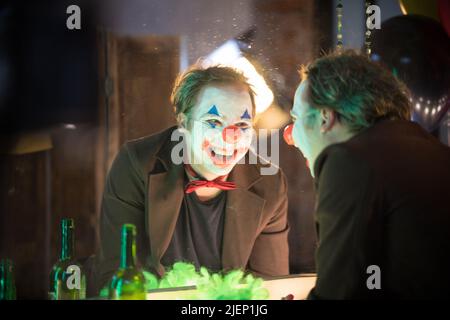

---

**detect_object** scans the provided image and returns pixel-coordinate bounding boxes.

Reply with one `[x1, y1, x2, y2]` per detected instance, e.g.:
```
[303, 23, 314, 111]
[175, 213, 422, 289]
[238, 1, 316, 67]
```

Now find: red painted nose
[283, 124, 295, 146]
[222, 125, 241, 143]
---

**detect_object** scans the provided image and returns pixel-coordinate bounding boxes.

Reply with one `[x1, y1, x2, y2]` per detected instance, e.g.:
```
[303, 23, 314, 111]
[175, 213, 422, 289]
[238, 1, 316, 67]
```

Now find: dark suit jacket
[309, 119, 450, 299]
[95, 126, 289, 292]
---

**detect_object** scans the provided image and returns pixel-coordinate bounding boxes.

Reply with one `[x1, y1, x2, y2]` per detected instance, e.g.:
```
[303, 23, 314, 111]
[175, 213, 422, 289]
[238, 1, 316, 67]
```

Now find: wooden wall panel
[49, 125, 98, 267]
[96, 33, 180, 225]
[0, 151, 50, 299]
[0, 124, 99, 299]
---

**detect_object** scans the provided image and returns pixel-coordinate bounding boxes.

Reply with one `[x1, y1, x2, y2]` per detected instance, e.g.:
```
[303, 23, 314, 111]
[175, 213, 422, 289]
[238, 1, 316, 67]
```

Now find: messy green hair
[170, 65, 256, 122]
[300, 50, 411, 132]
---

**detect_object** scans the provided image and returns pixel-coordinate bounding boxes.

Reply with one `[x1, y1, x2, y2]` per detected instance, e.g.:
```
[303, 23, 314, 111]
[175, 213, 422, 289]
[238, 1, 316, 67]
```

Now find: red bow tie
[184, 165, 237, 194]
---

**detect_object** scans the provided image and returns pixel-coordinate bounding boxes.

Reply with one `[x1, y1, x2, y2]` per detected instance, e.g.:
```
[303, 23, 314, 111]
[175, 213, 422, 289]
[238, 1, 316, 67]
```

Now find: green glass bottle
[49, 218, 86, 300]
[0, 259, 16, 300]
[108, 224, 146, 300]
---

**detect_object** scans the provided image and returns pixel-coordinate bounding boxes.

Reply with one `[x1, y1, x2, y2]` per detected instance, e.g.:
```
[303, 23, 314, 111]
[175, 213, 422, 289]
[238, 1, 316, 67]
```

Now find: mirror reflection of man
[285, 50, 450, 299]
[95, 66, 289, 294]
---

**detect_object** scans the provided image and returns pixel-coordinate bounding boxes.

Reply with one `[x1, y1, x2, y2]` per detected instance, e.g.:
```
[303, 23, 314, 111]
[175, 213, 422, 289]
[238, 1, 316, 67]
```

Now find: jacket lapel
[221, 160, 266, 271]
[147, 135, 185, 276]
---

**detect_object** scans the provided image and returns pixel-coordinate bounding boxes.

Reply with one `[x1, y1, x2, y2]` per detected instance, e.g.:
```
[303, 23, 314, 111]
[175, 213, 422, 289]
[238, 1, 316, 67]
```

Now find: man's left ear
[320, 108, 337, 133]
[177, 112, 188, 128]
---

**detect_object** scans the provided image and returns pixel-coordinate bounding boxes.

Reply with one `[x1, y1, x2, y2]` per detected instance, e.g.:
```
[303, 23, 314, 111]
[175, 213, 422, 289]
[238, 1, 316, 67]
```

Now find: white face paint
[291, 81, 322, 177]
[184, 84, 254, 178]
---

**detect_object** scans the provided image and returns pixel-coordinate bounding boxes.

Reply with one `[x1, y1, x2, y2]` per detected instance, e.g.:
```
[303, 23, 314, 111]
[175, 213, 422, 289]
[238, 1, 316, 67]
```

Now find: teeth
[215, 152, 233, 157]
[214, 152, 232, 158]
[211, 149, 234, 163]
[212, 148, 234, 156]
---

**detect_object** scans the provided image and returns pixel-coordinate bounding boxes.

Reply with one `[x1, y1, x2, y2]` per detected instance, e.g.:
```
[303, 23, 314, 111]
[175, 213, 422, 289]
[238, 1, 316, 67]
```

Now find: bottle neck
[121, 224, 137, 269]
[60, 219, 74, 261]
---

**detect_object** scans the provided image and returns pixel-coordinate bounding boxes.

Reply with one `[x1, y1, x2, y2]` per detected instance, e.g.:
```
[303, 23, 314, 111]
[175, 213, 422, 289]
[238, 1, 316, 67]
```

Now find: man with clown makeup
[94, 65, 289, 293]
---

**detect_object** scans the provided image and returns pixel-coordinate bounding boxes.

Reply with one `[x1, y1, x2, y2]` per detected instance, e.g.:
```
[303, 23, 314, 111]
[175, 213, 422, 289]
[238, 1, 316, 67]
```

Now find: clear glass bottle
[49, 218, 86, 300]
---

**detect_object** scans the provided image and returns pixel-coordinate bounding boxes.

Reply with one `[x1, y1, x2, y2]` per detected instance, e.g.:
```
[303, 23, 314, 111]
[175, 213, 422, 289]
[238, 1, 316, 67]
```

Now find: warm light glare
[64, 124, 77, 130]
[204, 40, 274, 114]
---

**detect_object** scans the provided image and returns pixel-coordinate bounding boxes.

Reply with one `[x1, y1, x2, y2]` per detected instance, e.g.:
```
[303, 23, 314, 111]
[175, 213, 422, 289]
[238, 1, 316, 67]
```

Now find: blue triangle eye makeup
[207, 105, 221, 117]
[241, 110, 252, 120]
[205, 105, 221, 128]
[240, 110, 252, 131]
[207, 120, 217, 129]
[203, 106, 252, 131]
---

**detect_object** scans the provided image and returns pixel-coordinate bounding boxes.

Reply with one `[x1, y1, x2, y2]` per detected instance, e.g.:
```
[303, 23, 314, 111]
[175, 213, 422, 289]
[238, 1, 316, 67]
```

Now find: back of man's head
[301, 50, 412, 133]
